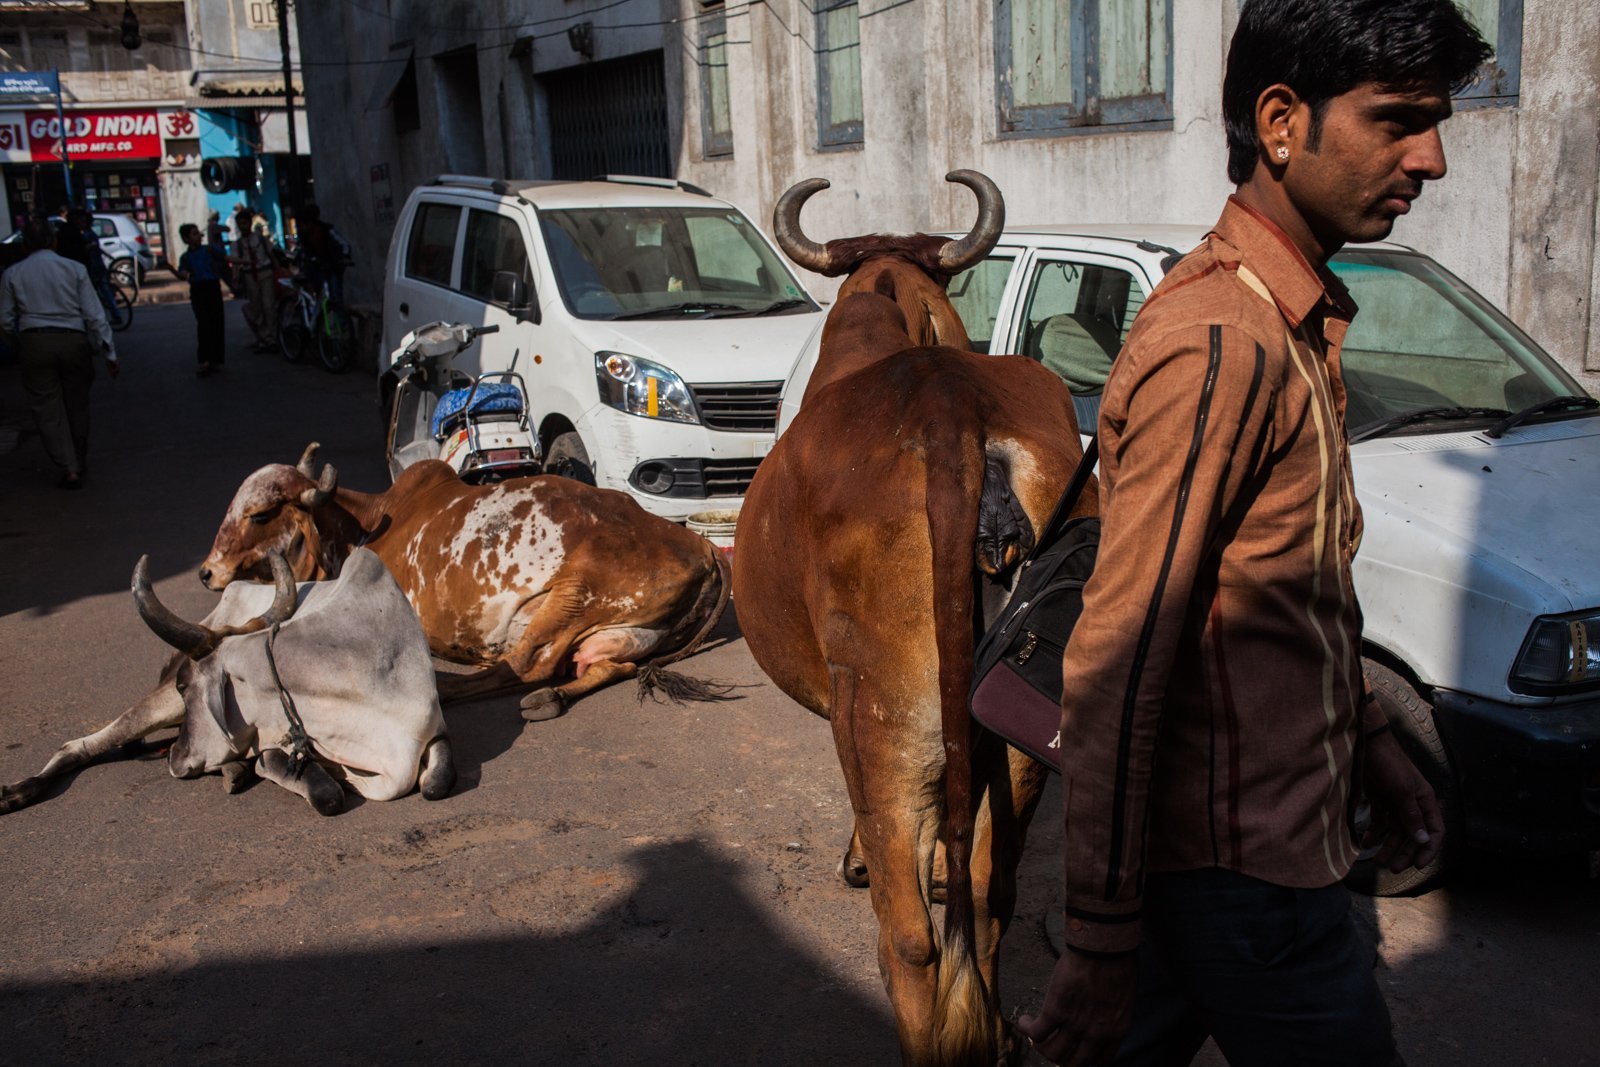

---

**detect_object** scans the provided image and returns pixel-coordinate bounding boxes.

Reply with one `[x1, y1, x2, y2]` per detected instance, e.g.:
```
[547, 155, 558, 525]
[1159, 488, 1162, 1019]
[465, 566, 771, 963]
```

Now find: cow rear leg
[419, 735, 455, 800]
[520, 659, 639, 721]
[434, 662, 523, 703]
[257, 750, 344, 816]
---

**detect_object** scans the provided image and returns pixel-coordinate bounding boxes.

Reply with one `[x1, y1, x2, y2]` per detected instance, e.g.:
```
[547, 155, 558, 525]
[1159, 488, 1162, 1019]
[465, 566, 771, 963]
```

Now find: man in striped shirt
[1021, 1, 1492, 1064]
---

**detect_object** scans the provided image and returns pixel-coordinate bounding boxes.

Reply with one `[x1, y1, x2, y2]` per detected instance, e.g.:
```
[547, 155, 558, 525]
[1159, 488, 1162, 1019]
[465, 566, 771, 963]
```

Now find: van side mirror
[492, 270, 539, 324]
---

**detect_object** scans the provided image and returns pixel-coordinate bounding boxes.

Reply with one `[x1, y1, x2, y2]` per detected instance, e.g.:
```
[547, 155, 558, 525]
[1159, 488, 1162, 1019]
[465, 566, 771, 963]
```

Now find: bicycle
[92, 272, 134, 333]
[276, 273, 353, 373]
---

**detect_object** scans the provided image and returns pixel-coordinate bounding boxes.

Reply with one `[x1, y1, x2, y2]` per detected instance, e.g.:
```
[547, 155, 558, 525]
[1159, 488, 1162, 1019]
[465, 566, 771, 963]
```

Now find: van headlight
[1511, 612, 1600, 690]
[595, 352, 700, 424]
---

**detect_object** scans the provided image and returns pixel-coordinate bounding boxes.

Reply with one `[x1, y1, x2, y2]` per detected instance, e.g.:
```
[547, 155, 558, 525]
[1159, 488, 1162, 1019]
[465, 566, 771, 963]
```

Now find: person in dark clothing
[1018, 2, 1492, 1066]
[67, 209, 119, 317]
[294, 203, 352, 305]
[175, 223, 227, 376]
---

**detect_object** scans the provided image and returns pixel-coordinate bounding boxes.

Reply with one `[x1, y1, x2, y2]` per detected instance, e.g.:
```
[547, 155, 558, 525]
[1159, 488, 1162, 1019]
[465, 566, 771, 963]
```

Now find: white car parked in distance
[383, 175, 825, 521]
[778, 223, 1600, 891]
[90, 212, 154, 284]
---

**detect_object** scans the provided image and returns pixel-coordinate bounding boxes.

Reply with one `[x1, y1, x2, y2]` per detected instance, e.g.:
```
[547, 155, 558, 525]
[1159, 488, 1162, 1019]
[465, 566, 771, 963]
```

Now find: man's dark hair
[1224, 0, 1493, 185]
[22, 218, 56, 252]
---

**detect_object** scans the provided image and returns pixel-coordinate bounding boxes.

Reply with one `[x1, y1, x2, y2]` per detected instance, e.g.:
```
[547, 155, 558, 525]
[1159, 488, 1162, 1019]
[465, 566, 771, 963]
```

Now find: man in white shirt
[0, 218, 120, 490]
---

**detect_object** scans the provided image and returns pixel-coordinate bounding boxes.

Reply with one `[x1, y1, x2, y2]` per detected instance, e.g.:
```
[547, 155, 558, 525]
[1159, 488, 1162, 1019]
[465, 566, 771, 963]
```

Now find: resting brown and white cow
[735, 172, 1093, 1066]
[0, 547, 455, 815]
[200, 450, 731, 718]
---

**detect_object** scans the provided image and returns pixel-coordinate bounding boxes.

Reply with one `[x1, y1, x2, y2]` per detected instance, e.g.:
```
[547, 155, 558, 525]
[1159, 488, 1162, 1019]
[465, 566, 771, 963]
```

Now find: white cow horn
[132, 555, 219, 658]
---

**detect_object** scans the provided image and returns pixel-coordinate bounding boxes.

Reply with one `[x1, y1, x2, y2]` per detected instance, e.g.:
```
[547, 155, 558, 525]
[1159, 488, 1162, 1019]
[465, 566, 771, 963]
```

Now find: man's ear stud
[1275, 146, 1290, 161]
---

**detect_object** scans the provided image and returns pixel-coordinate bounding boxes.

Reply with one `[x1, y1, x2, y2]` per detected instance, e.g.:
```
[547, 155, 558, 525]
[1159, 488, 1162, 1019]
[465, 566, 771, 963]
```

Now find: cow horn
[296, 441, 321, 478]
[254, 550, 299, 628]
[300, 463, 337, 508]
[936, 170, 1006, 275]
[773, 178, 836, 275]
[132, 555, 219, 658]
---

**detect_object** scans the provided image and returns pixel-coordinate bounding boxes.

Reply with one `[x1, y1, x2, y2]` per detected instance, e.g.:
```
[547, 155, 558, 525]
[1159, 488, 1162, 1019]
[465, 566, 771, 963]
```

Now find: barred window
[700, 16, 733, 158]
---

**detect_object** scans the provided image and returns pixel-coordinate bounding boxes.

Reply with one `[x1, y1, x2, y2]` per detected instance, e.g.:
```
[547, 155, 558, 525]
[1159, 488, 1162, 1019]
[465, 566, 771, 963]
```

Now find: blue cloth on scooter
[432, 383, 525, 438]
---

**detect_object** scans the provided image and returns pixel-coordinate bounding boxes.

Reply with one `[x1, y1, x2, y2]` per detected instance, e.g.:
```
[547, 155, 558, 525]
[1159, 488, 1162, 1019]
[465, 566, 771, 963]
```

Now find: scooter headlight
[595, 351, 700, 424]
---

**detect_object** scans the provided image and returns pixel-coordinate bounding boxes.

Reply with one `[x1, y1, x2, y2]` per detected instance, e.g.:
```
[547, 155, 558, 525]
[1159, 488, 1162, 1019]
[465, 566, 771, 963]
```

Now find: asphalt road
[0, 304, 1595, 1065]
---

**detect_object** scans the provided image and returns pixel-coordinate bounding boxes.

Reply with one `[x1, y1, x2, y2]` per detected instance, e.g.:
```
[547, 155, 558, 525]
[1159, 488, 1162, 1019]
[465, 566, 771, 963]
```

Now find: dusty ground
[0, 306, 1595, 1065]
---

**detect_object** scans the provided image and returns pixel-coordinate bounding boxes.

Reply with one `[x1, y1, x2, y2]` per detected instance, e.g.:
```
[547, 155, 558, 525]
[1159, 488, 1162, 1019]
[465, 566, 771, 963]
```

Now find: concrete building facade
[298, 0, 1599, 389]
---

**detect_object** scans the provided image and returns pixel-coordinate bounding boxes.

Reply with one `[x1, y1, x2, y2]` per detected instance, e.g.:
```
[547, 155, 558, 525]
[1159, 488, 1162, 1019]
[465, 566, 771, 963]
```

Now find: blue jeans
[1113, 868, 1402, 1067]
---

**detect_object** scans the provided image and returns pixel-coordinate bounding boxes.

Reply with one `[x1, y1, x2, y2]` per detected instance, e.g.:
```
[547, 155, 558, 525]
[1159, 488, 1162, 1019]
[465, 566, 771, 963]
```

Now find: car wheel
[1345, 659, 1460, 897]
[109, 256, 137, 290]
[544, 432, 596, 485]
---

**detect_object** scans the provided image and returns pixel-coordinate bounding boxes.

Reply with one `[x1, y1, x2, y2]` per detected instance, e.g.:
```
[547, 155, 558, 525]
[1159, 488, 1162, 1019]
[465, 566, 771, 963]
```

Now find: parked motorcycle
[384, 321, 544, 484]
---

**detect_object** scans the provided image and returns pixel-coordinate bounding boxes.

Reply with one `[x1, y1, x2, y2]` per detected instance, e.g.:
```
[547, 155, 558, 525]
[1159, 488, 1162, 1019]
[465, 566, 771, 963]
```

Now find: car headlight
[595, 352, 700, 424]
[1511, 612, 1600, 691]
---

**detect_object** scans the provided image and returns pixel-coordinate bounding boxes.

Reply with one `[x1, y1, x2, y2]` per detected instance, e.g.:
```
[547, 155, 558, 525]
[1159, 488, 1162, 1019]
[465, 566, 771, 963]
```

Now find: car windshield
[539, 206, 814, 320]
[1328, 251, 1589, 437]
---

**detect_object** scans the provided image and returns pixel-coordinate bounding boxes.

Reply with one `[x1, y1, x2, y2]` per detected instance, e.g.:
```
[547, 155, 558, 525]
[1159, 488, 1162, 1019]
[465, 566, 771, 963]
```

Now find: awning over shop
[183, 95, 295, 110]
[189, 71, 305, 97]
[366, 48, 415, 112]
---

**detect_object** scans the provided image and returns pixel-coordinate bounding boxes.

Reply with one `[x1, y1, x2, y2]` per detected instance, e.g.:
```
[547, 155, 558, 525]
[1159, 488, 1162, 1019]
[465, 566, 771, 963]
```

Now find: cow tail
[635, 548, 736, 704]
[926, 427, 995, 1062]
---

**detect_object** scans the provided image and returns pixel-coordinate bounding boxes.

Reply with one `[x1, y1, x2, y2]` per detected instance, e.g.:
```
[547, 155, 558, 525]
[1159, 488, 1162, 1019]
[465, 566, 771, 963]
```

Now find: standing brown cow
[735, 172, 1093, 1065]
[201, 451, 731, 717]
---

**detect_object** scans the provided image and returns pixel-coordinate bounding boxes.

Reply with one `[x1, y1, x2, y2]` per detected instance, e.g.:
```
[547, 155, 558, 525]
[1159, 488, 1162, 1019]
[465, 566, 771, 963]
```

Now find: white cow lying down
[0, 547, 454, 816]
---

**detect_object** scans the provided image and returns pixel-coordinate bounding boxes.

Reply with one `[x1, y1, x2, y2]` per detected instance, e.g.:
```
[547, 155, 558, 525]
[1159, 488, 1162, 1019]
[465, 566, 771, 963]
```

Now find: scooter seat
[432, 383, 524, 438]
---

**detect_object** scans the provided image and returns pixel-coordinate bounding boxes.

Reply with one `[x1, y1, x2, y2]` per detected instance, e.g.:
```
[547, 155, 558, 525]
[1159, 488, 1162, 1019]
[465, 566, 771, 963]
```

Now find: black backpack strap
[1031, 435, 1099, 557]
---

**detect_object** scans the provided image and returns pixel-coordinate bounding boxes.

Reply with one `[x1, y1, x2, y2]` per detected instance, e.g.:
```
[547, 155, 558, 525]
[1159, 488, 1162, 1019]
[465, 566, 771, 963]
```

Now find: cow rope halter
[264, 622, 316, 779]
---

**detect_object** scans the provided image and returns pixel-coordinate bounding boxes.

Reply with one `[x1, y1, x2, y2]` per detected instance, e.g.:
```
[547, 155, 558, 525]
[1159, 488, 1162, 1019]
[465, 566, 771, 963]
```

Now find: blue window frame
[1454, 0, 1522, 103]
[995, 0, 1173, 136]
[816, 0, 863, 148]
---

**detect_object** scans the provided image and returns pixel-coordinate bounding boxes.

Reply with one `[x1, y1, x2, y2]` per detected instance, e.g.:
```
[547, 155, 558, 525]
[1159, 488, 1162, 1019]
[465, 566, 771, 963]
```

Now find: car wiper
[740, 298, 814, 316]
[1483, 394, 1600, 438]
[1348, 405, 1511, 445]
[609, 302, 747, 320]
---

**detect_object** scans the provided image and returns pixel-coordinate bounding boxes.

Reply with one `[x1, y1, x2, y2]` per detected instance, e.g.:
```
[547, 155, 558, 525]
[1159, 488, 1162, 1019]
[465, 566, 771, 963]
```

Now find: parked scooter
[384, 321, 544, 484]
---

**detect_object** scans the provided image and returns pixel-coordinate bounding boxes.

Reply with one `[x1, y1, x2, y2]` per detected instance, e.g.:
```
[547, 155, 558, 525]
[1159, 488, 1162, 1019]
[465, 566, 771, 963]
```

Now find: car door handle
[399, 302, 409, 316]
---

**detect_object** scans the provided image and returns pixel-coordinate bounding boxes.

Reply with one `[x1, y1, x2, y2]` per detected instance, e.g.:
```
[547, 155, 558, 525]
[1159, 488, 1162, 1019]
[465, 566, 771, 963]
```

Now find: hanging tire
[1345, 659, 1460, 897]
[544, 431, 596, 485]
[279, 302, 310, 363]
[318, 304, 354, 374]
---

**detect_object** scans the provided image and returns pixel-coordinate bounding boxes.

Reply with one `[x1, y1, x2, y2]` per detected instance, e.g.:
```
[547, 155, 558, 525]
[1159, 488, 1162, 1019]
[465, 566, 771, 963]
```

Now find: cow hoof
[0, 780, 41, 815]
[519, 688, 564, 722]
[304, 767, 345, 816]
[420, 736, 455, 800]
[838, 851, 870, 888]
[220, 761, 256, 794]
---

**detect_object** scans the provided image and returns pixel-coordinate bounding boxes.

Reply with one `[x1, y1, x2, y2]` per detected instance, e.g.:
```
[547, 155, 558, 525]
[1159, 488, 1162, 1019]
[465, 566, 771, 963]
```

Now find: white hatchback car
[90, 212, 155, 284]
[779, 224, 1600, 888]
[383, 175, 825, 521]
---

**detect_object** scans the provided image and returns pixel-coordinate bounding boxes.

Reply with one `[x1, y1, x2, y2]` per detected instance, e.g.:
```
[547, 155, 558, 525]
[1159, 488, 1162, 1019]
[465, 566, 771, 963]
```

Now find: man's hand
[1361, 729, 1444, 873]
[105, 358, 119, 379]
[1016, 947, 1138, 1066]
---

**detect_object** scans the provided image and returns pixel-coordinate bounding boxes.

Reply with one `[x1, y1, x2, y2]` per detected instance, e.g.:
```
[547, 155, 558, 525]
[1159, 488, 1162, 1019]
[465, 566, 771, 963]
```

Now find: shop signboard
[22, 109, 162, 162]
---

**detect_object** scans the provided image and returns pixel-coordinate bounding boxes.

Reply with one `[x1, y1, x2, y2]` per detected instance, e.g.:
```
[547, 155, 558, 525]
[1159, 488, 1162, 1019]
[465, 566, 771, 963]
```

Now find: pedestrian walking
[1019, 2, 1491, 1065]
[0, 218, 119, 490]
[175, 223, 227, 376]
[230, 207, 279, 352]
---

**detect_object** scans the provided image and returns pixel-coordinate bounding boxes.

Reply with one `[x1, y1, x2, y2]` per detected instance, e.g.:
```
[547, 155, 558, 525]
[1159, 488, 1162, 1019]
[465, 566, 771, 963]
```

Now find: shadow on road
[0, 837, 894, 1065]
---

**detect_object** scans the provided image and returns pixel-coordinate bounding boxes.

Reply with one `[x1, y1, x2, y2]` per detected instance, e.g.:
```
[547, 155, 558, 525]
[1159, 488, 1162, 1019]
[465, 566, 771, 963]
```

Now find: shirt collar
[1211, 196, 1357, 328]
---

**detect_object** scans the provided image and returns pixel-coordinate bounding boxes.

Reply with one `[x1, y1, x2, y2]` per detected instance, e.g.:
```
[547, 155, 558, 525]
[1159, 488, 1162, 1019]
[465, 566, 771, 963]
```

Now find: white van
[382, 175, 825, 520]
[780, 224, 1600, 888]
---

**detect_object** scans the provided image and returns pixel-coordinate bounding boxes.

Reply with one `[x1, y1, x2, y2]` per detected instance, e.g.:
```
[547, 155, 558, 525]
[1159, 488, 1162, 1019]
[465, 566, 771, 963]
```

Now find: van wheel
[545, 432, 596, 485]
[1345, 659, 1459, 897]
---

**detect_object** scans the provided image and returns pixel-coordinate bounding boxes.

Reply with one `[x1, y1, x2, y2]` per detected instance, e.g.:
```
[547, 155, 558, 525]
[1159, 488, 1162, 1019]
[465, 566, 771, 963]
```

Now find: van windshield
[1329, 251, 1592, 437]
[539, 207, 816, 320]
